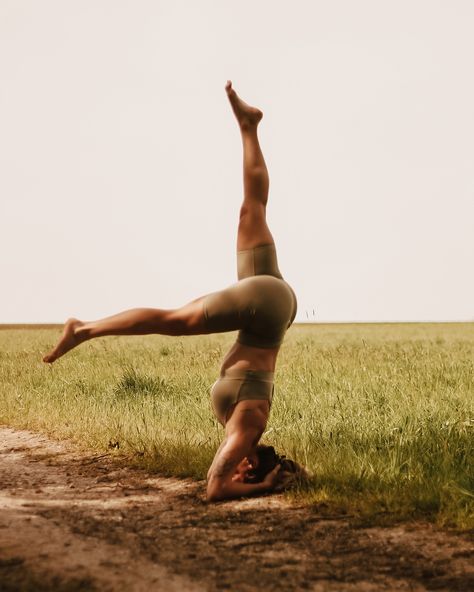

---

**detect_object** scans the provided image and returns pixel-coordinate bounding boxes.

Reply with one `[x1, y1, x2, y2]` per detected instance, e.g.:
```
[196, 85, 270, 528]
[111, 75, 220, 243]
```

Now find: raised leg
[43, 297, 208, 364]
[44, 83, 274, 365]
[225, 81, 275, 251]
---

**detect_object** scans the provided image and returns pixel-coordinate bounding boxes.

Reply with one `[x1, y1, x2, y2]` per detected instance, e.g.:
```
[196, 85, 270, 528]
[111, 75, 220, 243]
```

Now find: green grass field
[1, 323, 473, 528]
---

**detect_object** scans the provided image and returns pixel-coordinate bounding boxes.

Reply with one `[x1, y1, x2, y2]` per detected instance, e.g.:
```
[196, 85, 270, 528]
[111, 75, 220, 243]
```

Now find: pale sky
[1, 1, 473, 323]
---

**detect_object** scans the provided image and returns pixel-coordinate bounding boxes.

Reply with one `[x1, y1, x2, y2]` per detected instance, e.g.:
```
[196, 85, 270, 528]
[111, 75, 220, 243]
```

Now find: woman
[44, 81, 298, 501]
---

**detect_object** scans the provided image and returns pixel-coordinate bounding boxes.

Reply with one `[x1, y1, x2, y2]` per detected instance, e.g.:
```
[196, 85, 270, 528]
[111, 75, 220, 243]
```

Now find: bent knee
[239, 203, 266, 220]
[167, 303, 206, 336]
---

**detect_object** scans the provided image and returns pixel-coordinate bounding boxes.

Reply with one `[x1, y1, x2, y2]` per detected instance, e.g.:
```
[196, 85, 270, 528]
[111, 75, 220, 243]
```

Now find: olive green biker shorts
[203, 244, 297, 349]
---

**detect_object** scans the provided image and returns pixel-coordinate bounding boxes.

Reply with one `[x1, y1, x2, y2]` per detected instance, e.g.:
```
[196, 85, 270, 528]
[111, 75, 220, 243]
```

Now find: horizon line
[0, 319, 472, 329]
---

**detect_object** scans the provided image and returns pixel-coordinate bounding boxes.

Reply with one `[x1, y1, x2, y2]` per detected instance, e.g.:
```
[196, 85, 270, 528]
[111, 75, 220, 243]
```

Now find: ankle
[74, 323, 90, 341]
[240, 121, 259, 134]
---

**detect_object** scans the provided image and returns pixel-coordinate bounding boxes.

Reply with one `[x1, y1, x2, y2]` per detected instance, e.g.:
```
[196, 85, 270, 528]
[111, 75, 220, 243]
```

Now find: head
[233, 445, 309, 486]
[232, 445, 280, 484]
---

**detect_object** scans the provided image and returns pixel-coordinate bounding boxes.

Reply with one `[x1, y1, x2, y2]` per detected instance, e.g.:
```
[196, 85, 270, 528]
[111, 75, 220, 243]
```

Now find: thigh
[167, 296, 209, 335]
[237, 205, 274, 251]
[202, 283, 250, 334]
[237, 243, 283, 281]
[170, 280, 254, 337]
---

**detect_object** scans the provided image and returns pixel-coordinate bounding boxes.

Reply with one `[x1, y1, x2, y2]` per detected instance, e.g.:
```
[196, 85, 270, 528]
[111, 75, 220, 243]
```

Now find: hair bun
[279, 456, 298, 473]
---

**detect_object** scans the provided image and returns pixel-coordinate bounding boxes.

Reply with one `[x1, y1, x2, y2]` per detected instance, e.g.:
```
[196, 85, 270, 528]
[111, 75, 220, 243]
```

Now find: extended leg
[44, 83, 271, 365]
[225, 81, 274, 251]
[43, 297, 208, 364]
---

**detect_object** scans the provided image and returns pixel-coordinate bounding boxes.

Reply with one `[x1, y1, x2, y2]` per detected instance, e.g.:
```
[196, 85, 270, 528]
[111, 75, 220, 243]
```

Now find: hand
[262, 464, 282, 489]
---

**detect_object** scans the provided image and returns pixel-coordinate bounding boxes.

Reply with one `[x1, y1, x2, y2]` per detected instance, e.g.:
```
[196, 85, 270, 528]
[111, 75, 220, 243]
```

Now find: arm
[206, 430, 280, 502]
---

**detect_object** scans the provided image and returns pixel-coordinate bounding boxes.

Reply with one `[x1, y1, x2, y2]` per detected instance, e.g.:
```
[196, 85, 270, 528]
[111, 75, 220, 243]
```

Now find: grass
[1, 322, 473, 528]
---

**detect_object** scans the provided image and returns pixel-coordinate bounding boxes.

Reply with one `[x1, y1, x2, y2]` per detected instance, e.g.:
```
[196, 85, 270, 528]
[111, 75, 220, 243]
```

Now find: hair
[244, 444, 309, 490]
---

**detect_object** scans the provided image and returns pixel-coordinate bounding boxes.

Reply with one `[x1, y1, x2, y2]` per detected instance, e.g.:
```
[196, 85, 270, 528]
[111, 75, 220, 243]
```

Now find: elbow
[206, 492, 221, 503]
[206, 480, 226, 503]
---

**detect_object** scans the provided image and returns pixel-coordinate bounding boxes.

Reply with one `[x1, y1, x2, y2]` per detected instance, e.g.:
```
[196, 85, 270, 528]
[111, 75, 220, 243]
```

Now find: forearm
[207, 478, 271, 502]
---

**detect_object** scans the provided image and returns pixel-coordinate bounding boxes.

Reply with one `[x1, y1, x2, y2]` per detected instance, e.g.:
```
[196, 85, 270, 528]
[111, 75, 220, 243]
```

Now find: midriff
[220, 341, 279, 374]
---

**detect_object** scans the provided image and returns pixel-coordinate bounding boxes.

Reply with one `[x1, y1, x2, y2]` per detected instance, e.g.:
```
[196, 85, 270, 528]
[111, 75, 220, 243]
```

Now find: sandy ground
[0, 427, 473, 592]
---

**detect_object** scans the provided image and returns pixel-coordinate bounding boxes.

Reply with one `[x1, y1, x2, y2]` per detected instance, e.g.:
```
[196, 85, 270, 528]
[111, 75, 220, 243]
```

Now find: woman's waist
[220, 341, 279, 374]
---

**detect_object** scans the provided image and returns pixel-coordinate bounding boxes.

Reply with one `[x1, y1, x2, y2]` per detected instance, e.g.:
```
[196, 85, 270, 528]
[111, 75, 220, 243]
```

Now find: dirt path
[0, 428, 472, 592]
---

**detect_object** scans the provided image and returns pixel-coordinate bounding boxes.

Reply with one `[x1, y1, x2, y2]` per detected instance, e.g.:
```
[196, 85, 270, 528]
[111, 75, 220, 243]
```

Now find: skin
[43, 81, 285, 501]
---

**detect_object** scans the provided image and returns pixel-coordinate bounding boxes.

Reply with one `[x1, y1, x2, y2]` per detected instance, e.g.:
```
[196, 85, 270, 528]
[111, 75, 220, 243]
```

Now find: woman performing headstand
[44, 81, 298, 501]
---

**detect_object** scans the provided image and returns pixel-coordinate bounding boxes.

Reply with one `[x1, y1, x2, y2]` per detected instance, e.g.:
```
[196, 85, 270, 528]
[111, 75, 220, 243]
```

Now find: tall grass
[1, 323, 472, 527]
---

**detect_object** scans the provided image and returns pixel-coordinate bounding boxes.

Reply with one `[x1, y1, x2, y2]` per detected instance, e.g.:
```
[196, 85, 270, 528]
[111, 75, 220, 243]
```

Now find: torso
[218, 341, 279, 428]
[220, 341, 280, 374]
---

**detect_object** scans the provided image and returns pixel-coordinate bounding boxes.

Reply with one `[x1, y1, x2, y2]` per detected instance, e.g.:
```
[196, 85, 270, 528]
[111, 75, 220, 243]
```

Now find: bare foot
[225, 81, 263, 130]
[43, 318, 85, 364]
